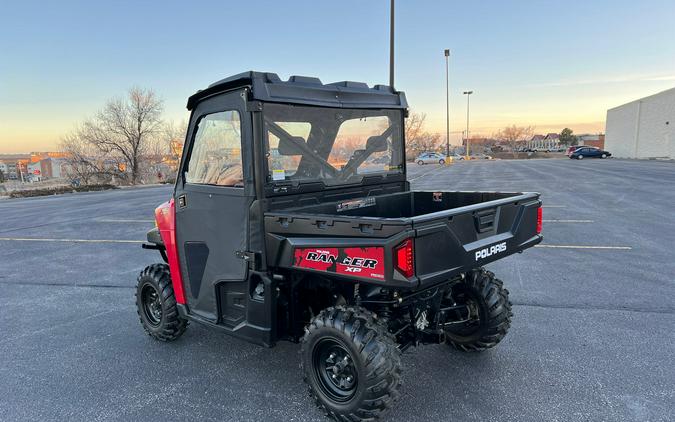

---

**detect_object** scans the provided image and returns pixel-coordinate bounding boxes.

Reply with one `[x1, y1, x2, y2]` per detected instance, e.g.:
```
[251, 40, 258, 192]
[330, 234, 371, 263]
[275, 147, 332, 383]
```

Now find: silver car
[415, 152, 446, 165]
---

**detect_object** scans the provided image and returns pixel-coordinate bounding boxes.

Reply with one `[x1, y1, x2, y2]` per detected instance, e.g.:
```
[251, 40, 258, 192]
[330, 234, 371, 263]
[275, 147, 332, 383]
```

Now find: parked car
[416, 152, 446, 165]
[570, 147, 611, 160]
[450, 153, 464, 161]
[566, 146, 585, 156]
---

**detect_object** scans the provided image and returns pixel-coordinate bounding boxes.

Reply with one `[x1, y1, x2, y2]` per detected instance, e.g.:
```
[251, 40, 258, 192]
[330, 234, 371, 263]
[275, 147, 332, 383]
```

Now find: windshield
[264, 103, 404, 186]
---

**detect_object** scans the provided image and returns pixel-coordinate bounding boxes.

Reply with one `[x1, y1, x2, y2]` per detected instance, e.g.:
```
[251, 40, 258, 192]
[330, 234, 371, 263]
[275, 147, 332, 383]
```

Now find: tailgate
[412, 192, 542, 285]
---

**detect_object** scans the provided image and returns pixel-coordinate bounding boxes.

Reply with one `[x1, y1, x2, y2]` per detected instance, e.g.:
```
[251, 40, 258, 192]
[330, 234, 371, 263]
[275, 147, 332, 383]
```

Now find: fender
[154, 198, 186, 304]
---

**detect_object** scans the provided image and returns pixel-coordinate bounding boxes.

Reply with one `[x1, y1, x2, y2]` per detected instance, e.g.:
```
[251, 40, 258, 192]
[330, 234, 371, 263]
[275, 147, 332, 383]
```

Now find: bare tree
[59, 131, 120, 185]
[72, 88, 164, 184]
[405, 112, 426, 145]
[494, 125, 534, 157]
[409, 132, 442, 158]
[404, 112, 443, 159]
[160, 119, 188, 167]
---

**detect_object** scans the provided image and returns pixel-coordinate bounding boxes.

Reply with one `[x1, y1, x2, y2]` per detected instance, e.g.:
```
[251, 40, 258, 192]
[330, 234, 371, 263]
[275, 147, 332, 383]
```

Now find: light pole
[444, 49, 450, 157]
[463, 90, 473, 158]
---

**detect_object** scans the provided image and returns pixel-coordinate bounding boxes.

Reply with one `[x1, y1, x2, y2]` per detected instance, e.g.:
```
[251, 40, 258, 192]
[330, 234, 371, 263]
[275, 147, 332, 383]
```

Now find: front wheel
[136, 264, 188, 341]
[301, 306, 401, 421]
[417, 160, 424, 165]
[444, 269, 512, 352]
[577, 154, 584, 160]
[438, 159, 445, 165]
[601, 154, 607, 158]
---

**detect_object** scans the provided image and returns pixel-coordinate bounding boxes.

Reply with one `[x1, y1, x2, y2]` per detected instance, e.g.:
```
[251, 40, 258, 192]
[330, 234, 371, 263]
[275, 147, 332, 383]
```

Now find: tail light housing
[536, 206, 543, 234]
[394, 239, 415, 278]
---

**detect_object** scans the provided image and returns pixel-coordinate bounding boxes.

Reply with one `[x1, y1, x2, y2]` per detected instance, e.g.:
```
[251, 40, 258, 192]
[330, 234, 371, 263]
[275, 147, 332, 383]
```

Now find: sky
[1, 0, 675, 153]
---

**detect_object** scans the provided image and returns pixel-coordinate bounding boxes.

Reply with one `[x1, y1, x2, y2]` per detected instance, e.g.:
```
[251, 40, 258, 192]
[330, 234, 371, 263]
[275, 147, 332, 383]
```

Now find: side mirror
[366, 135, 388, 152]
[278, 136, 306, 155]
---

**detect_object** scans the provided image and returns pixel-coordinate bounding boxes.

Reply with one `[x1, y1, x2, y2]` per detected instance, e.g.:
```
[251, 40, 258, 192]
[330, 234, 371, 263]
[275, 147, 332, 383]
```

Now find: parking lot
[1, 159, 673, 421]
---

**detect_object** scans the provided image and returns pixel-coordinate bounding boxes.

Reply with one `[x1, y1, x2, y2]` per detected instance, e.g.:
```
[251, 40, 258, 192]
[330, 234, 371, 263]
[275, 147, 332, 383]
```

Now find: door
[174, 90, 254, 322]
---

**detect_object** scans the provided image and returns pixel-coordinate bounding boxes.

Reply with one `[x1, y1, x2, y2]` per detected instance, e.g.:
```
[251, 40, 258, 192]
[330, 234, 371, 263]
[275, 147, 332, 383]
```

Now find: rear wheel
[301, 306, 401, 421]
[136, 263, 187, 341]
[438, 159, 445, 165]
[443, 269, 512, 352]
[417, 160, 424, 165]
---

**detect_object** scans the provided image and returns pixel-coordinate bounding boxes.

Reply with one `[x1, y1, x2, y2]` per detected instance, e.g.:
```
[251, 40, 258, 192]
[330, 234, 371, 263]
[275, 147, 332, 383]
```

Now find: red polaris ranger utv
[137, 72, 543, 420]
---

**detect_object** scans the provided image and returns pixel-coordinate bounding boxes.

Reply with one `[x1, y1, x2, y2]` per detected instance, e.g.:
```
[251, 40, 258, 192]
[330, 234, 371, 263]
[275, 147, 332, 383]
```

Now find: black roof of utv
[186, 71, 408, 111]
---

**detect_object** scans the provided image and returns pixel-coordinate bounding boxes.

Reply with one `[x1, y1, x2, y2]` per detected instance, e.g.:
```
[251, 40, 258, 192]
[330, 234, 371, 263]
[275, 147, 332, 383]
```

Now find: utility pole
[444, 49, 450, 157]
[463, 91, 473, 158]
[389, 0, 395, 88]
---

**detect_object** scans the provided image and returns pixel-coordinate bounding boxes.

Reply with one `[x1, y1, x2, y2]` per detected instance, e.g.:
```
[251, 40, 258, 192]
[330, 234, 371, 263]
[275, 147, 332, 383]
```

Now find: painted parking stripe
[535, 244, 631, 250]
[96, 219, 154, 223]
[0, 237, 144, 244]
[542, 205, 566, 208]
[543, 219, 594, 223]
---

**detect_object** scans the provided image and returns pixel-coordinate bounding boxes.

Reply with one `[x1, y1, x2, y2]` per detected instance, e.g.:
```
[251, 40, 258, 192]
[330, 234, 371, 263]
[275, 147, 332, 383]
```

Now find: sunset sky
[2, 0, 675, 153]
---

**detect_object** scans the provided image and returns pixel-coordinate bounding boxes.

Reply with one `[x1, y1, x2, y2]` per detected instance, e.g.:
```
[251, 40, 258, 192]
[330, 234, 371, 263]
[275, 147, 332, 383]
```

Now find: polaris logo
[475, 242, 507, 261]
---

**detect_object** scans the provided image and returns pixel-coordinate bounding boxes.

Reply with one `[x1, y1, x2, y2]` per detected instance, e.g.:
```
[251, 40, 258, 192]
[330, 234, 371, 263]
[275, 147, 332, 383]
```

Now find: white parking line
[542, 205, 566, 208]
[543, 219, 594, 223]
[97, 219, 154, 223]
[0, 237, 144, 244]
[535, 244, 631, 250]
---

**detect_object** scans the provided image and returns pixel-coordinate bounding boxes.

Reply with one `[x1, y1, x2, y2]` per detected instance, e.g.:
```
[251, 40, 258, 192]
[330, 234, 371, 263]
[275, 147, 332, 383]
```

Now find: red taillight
[394, 239, 415, 278]
[536, 206, 543, 234]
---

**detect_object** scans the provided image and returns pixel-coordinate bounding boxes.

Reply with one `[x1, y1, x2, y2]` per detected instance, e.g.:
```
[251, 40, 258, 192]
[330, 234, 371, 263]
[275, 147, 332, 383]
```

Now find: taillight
[394, 239, 415, 278]
[536, 207, 543, 234]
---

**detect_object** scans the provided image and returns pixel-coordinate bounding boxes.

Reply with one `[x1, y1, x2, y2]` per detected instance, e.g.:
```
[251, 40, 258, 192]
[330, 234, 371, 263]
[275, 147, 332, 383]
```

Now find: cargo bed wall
[264, 190, 541, 288]
[280, 191, 521, 219]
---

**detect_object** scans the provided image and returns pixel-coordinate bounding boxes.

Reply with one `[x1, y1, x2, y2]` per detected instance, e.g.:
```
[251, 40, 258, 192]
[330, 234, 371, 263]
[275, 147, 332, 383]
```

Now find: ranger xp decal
[294, 247, 385, 280]
[475, 242, 507, 261]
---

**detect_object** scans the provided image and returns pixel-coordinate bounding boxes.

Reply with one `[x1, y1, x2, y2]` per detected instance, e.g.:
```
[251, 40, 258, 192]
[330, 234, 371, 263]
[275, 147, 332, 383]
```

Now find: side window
[185, 110, 243, 187]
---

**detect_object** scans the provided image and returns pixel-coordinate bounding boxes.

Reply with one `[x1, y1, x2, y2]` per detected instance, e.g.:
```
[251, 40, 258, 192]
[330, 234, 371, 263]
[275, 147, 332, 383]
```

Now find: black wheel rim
[312, 338, 358, 403]
[141, 283, 162, 326]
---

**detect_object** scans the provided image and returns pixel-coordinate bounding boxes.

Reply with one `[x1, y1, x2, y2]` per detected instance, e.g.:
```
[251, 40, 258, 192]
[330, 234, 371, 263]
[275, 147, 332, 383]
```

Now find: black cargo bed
[264, 190, 542, 287]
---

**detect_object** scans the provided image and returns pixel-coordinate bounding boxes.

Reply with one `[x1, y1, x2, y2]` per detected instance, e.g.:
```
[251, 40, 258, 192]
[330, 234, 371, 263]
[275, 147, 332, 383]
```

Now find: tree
[160, 119, 188, 170]
[494, 125, 534, 157]
[410, 132, 442, 157]
[404, 112, 443, 159]
[405, 112, 426, 145]
[59, 131, 121, 185]
[559, 127, 578, 146]
[63, 88, 164, 184]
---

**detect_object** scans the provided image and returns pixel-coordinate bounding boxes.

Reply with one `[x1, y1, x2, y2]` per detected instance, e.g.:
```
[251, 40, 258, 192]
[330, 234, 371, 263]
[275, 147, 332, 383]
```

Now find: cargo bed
[265, 191, 542, 288]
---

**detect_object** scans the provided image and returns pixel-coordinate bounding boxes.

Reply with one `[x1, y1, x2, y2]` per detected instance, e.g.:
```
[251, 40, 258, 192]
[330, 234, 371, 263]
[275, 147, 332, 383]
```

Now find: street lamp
[463, 90, 473, 158]
[444, 49, 450, 157]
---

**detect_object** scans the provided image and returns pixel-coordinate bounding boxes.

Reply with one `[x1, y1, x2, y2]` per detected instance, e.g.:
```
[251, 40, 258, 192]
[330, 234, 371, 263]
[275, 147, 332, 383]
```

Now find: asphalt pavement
[1, 159, 674, 421]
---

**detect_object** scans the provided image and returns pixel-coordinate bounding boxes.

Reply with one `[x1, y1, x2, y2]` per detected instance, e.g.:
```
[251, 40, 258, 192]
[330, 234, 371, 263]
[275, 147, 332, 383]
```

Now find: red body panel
[293, 247, 385, 280]
[154, 198, 186, 304]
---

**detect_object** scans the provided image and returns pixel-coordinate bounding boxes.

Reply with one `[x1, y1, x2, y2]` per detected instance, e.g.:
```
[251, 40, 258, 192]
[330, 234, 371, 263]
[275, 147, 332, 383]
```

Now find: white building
[605, 87, 675, 159]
